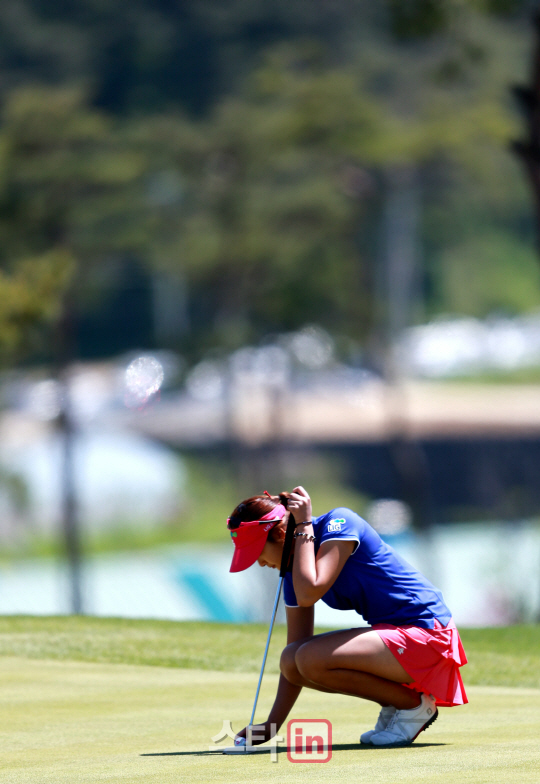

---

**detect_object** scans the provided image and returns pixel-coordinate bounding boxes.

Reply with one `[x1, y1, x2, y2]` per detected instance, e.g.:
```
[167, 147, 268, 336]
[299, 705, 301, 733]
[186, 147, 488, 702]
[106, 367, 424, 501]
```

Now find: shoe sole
[410, 707, 438, 742]
[370, 708, 439, 748]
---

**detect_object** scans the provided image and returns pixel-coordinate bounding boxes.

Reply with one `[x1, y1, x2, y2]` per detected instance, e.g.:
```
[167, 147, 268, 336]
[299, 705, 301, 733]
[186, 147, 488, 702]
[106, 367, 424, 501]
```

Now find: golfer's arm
[266, 606, 314, 731]
[285, 604, 314, 644]
[293, 538, 354, 606]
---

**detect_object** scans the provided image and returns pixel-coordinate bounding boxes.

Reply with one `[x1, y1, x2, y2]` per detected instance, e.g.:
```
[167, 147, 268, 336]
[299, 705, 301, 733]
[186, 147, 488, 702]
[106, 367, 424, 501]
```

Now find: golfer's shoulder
[319, 507, 366, 536]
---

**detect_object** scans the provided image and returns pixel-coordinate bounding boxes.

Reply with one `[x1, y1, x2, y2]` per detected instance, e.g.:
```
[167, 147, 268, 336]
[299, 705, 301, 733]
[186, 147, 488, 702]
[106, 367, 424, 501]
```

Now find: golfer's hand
[236, 722, 275, 745]
[287, 486, 312, 525]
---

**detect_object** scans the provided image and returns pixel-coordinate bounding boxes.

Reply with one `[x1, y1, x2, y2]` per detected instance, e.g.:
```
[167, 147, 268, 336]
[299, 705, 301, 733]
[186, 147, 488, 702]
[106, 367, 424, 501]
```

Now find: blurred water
[0, 522, 538, 626]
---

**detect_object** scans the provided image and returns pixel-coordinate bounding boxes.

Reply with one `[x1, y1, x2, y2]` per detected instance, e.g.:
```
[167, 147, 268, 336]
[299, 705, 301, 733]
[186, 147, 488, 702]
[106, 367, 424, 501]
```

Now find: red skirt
[373, 619, 468, 708]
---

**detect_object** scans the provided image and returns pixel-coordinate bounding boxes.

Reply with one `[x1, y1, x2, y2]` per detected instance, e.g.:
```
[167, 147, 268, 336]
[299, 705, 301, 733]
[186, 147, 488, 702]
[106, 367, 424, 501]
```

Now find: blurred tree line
[0, 0, 538, 366]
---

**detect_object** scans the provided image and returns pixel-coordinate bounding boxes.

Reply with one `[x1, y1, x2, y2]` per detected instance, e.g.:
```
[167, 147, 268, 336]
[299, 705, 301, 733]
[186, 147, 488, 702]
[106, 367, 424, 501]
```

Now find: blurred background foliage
[0, 0, 537, 365]
[0, 2, 540, 623]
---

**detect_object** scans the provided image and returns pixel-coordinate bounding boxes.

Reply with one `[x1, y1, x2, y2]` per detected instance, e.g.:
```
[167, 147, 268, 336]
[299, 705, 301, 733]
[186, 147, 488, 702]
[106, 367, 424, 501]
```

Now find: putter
[223, 505, 296, 754]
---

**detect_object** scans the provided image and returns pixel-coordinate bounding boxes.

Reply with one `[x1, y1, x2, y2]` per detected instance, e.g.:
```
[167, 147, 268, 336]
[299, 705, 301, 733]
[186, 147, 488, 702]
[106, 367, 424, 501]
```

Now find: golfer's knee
[280, 643, 304, 685]
[295, 642, 323, 684]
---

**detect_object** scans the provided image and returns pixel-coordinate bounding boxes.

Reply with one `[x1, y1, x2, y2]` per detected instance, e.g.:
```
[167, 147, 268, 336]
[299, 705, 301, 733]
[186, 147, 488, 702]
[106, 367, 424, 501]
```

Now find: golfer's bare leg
[282, 629, 421, 709]
[280, 638, 337, 694]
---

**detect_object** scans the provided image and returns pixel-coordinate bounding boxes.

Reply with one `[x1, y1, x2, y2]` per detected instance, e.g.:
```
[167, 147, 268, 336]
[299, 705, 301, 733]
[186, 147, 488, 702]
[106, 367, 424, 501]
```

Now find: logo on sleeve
[328, 518, 345, 532]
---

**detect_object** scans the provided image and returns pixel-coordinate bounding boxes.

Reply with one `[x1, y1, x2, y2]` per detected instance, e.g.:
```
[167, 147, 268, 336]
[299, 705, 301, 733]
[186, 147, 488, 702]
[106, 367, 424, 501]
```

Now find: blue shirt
[283, 508, 451, 629]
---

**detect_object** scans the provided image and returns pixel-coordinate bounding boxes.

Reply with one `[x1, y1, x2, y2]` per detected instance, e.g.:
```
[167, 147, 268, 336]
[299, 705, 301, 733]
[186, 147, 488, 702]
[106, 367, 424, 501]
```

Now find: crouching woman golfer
[227, 486, 467, 747]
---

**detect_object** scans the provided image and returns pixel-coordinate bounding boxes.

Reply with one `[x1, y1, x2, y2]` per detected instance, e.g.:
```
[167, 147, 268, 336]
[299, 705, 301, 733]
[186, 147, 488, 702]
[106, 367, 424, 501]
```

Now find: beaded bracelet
[294, 532, 315, 542]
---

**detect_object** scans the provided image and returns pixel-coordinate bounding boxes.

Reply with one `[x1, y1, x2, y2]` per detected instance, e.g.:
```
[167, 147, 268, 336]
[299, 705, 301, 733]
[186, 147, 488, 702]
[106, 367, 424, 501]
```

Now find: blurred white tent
[399, 312, 540, 377]
[0, 422, 183, 535]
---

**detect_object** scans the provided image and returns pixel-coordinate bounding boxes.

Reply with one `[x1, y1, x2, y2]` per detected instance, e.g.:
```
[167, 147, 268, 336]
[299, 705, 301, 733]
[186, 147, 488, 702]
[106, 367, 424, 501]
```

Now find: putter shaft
[247, 575, 283, 730]
[244, 503, 295, 740]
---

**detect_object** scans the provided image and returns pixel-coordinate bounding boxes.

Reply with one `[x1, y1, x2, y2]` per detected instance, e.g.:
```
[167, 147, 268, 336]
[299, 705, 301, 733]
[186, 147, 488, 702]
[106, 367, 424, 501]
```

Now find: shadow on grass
[141, 742, 447, 757]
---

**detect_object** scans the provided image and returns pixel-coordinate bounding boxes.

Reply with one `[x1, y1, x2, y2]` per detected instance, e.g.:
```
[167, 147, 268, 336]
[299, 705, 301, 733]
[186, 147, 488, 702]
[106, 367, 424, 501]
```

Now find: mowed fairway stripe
[0, 657, 539, 784]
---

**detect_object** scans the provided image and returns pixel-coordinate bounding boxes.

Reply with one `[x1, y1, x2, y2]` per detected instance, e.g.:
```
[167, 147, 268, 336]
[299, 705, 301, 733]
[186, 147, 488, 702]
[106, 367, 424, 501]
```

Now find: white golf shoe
[360, 705, 397, 744]
[370, 693, 438, 746]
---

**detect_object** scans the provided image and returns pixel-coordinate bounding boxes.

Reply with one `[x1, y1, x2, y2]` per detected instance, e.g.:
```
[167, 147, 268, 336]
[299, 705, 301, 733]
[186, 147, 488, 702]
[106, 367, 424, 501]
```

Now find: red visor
[227, 504, 287, 572]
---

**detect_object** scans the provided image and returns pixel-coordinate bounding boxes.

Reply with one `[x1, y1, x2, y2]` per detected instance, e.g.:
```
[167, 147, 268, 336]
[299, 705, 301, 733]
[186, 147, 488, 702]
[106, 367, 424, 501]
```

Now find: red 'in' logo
[286, 719, 332, 763]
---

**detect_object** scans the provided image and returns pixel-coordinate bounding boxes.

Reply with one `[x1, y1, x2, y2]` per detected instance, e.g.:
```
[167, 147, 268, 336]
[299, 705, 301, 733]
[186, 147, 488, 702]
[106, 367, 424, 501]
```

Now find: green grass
[441, 366, 540, 384]
[1, 615, 540, 688]
[2, 658, 539, 784]
[1, 617, 540, 783]
[0, 616, 289, 673]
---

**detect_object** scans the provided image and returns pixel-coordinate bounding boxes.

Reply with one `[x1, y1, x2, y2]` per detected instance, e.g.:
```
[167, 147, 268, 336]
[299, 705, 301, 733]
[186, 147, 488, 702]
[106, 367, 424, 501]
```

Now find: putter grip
[279, 506, 296, 578]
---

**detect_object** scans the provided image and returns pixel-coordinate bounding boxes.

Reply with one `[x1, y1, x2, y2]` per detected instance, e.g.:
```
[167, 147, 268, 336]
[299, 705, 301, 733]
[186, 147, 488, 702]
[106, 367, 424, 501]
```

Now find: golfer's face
[257, 537, 283, 569]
